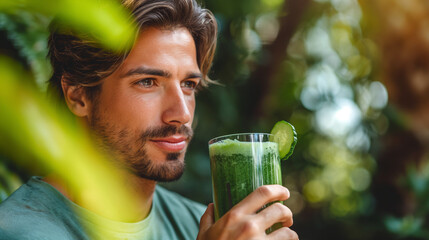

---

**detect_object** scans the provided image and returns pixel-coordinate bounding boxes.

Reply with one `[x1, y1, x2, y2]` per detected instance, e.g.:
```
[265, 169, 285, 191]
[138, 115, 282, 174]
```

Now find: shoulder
[155, 185, 206, 216]
[153, 186, 206, 239]
[0, 177, 85, 240]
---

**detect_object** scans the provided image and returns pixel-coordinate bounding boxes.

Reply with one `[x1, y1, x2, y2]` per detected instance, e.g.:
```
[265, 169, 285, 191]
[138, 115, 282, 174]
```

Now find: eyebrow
[123, 66, 171, 78]
[122, 66, 203, 80]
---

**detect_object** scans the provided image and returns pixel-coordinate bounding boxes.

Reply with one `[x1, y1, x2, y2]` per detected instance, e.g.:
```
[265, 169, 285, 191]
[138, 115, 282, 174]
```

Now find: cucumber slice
[270, 121, 297, 161]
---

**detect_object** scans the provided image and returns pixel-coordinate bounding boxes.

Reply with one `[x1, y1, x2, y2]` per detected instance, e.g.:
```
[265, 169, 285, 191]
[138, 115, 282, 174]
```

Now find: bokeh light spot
[369, 81, 388, 109]
[350, 167, 371, 191]
[303, 180, 327, 203]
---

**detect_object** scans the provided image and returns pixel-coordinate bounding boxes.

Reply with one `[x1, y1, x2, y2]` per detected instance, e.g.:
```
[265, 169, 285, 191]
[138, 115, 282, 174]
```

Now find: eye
[181, 80, 199, 90]
[136, 78, 156, 88]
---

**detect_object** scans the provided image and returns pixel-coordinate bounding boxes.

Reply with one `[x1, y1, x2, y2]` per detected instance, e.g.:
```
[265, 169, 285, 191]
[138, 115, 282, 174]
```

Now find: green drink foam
[209, 139, 278, 157]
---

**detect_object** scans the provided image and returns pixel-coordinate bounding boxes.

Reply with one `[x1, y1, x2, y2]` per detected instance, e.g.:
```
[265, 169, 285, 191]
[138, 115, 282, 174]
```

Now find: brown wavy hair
[47, 0, 217, 103]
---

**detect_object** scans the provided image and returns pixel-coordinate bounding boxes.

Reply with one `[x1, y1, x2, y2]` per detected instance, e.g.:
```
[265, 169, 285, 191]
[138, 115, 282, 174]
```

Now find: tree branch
[244, 0, 311, 121]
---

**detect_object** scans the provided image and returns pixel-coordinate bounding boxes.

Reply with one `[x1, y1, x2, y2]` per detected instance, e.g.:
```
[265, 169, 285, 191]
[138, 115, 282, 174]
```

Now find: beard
[89, 107, 193, 182]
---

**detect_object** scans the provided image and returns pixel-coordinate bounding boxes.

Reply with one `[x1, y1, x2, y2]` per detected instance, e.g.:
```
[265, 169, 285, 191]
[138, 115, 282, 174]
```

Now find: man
[0, 0, 298, 239]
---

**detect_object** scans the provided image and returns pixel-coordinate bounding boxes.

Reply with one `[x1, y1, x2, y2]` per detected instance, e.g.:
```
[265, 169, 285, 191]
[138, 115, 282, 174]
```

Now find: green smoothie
[209, 138, 282, 221]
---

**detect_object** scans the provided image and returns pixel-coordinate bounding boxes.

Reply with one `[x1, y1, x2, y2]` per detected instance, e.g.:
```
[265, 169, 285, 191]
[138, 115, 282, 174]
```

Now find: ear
[61, 78, 90, 117]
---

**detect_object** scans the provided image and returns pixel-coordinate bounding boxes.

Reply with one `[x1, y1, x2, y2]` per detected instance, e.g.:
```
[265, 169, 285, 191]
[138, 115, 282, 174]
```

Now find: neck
[43, 171, 156, 222]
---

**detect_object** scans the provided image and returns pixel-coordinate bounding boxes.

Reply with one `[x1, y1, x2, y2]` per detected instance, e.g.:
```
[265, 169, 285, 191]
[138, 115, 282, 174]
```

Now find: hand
[197, 185, 298, 240]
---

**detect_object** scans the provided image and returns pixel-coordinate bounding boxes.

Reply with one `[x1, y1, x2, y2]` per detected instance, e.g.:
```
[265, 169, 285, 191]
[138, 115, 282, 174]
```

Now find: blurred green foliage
[1, 0, 428, 239]
[0, 0, 143, 235]
[0, 0, 135, 51]
[0, 56, 141, 225]
[383, 159, 429, 239]
[0, 12, 51, 89]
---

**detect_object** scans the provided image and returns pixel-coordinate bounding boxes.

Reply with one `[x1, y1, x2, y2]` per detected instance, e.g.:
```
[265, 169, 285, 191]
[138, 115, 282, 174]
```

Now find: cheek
[100, 91, 161, 127]
[188, 96, 196, 115]
[187, 96, 196, 126]
[124, 97, 162, 126]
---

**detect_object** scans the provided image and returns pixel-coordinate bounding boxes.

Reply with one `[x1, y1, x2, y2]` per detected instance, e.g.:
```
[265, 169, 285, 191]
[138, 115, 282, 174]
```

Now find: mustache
[139, 125, 193, 140]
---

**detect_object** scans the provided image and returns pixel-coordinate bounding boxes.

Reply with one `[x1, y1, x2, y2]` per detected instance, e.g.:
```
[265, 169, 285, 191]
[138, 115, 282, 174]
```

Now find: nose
[161, 84, 192, 126]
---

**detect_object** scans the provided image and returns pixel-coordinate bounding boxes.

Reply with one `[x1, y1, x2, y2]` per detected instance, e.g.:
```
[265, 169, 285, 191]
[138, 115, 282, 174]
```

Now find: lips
[150, 135, 188, 152]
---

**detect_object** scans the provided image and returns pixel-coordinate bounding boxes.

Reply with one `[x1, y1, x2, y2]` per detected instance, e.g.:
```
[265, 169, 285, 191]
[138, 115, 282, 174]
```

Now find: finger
[254, 202, 293, 230]
[199, 203, 215, 233]
[233, 185, 290, 214]
[267, 227, 299, 240]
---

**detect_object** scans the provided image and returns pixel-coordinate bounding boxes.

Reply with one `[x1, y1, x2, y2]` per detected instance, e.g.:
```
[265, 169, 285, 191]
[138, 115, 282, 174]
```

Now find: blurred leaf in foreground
[0, 56, 141, 238]
[0, 0, 136, 52]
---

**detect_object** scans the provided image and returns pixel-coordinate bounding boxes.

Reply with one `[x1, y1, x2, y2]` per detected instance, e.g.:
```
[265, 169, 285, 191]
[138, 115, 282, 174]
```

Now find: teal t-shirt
[0, 176, 206, 240]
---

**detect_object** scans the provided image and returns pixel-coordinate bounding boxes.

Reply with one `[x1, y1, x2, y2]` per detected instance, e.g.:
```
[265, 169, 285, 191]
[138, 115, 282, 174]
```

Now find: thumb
[199, 203, 215, 232]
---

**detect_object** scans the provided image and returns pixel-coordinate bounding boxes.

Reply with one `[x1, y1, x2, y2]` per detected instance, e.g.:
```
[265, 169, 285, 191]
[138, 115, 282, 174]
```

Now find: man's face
[87, 27, 201, 181]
